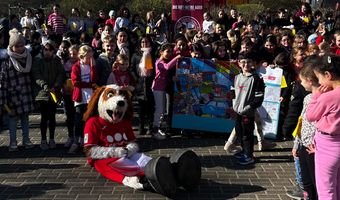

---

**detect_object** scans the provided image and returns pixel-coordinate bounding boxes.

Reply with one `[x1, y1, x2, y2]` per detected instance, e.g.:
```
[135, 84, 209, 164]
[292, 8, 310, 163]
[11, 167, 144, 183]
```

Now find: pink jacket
[151, 57, 178, 91]
[306, 87, 340, 135]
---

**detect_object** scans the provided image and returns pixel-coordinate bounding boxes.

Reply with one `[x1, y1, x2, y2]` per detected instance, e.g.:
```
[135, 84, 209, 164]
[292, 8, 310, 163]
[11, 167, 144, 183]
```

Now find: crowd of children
[0, 2, 340, 199]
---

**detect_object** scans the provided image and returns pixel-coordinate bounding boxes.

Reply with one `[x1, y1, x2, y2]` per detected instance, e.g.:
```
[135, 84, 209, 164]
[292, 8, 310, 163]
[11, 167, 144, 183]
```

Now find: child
[306, 55, 340, 200]
[152, 43, 181, 140]
[211, 40, 230, 61]
[32, 40, 65, 150]
[70, 45, 97, 153]
[202, 12, 215, 34]
[297, 60, 319, 200]
[232, 52, 265, 165]
[62, 45, 79, 148]
[107, 54, 135, 92]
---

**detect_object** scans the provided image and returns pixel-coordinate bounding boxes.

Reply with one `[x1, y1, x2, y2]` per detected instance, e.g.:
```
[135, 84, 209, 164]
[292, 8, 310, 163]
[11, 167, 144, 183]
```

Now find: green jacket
[32, 55, 66, 101]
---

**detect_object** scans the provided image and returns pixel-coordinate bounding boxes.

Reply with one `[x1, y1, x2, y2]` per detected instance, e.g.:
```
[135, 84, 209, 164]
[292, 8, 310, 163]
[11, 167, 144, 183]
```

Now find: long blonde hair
[78, 45, 93, 59]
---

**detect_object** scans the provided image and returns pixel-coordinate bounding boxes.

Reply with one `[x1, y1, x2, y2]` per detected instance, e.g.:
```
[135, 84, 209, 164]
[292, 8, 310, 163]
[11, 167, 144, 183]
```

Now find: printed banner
[257, 66, 283, 139]
[172, 0, 204, 33]
[172, 58, 240, 133]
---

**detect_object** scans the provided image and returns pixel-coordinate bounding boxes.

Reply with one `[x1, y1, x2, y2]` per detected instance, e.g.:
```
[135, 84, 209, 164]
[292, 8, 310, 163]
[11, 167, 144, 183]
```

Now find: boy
[233, 52, 265, 165]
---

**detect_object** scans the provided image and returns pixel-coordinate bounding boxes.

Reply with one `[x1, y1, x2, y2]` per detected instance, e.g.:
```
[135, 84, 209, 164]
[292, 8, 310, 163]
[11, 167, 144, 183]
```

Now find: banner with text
[172, 0, 204, 33]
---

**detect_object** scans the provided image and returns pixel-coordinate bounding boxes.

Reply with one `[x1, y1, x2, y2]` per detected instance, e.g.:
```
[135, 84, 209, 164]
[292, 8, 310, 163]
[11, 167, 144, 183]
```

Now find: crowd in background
[1, 2, 340, 199]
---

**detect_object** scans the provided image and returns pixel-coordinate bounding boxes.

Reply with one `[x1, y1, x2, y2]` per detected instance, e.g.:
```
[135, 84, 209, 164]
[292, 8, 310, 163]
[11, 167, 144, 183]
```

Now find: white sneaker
[258, 140, 277, 151]
[152, 130, 167, 140]
[9, 142, 18, 152]
[49, 139, 56, 149]
[40, 140, 49, 150]
[68, 143, 79, 154]
[224, 141, 242, 154]
[64, 137, 73, 148]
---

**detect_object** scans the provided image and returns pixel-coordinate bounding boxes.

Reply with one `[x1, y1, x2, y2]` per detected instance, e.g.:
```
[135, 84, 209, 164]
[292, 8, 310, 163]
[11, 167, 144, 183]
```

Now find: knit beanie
[8, 29, 25, 48]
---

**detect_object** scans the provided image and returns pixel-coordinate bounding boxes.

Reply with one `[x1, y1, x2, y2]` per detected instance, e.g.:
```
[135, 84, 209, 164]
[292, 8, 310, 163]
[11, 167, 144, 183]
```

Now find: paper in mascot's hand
[110, 153, 152, 176]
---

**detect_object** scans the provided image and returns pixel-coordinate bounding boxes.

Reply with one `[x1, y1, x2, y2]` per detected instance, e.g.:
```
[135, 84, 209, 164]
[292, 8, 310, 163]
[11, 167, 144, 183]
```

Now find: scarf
[117, 42, 130, 59]
[138, 48, 152, 77]
[7, 48, 32, 73]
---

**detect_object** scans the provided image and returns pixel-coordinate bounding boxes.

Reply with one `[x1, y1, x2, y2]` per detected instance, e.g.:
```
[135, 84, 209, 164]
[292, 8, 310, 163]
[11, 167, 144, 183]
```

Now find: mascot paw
[122, 176, 143, 190]
[126, 142, 139, 157]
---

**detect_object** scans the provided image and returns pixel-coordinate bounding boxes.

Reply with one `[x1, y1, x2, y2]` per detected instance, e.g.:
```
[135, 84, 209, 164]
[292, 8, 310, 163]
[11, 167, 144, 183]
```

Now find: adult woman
[0, 29, 35, 151]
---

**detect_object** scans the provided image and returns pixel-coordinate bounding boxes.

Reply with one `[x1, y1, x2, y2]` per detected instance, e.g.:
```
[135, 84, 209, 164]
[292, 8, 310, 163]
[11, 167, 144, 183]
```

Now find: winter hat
[307, 33, 317, 44]
[8, 29, 25, 48]
[109, 10, 115, 17]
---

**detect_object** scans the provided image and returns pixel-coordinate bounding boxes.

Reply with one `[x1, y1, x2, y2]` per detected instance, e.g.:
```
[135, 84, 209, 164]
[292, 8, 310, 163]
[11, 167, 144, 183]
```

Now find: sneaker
[286, 185, 304, 200]
[23, 140, 34, 149]
[68, 143, 79, 154]
[224, 141, 242, 154]
[152, 129, 167, 140]
[40, 140, 49, 150]
[258, 140, 277, 151]
[8, 142, 18, 152]
[233, 151, 244, 159]
[64, 137, 74, 148]
[238, 154, 255, 165]
[49, 139, 56, 149]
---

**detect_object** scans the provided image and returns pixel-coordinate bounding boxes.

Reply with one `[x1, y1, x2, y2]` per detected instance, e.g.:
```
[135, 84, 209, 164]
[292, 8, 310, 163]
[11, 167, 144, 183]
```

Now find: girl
[306, 55, 340, 200]
[131, 36, 155, 135]
[32, 40, 65, 150]
[107, 54, 135, 92]
[152, 43, 181, 140]
[116, 29, 130, 59]
[70, 45, 97, 153]
[62, 45, 79, 148]
[211, 40, 230, 61]
[202, 12, 215, 34]
[297, 61, 320, 200]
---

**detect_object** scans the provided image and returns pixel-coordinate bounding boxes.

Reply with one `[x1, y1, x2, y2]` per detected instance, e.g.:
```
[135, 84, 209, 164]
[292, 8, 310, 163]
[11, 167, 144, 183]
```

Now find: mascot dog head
[83, 84, 133, 123]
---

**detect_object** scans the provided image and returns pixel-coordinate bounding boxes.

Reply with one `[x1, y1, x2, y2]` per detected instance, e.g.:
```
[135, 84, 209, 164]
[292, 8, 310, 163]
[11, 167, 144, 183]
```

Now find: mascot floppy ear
[83, 86, 106, 122]
[120, 89, 133, 121]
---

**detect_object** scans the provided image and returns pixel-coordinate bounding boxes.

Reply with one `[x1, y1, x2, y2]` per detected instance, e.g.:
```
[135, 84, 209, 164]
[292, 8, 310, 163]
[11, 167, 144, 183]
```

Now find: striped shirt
[48, 13, 67, 35]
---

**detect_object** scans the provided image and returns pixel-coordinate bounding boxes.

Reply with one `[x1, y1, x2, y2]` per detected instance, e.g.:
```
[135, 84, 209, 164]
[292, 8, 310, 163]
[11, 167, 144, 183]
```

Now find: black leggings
[63, 94, 75, 138]
[39, 100, 57, 141]
[74, 104, 87, 142]
[298, 146, 318, 200]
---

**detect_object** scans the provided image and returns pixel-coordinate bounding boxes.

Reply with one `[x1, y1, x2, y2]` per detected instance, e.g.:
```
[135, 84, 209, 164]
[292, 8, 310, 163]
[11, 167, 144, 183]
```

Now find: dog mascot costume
[83, 84, 201, 197]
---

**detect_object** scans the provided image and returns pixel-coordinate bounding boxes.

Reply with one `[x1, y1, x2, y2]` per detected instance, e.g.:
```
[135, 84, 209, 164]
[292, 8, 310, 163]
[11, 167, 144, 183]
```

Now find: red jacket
[71, 61, 98, 102]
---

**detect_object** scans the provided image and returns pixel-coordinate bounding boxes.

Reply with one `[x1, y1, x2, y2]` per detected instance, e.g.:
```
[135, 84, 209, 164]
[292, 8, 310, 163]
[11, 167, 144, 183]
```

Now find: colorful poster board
[257, 67, 283, 139]
[172, 58, 240, 133]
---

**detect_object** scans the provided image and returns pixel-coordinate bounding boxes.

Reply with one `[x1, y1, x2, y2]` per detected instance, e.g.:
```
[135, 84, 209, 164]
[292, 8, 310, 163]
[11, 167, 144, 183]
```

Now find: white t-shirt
[75, 64, 93, 106]
[202, 20, 215, 34]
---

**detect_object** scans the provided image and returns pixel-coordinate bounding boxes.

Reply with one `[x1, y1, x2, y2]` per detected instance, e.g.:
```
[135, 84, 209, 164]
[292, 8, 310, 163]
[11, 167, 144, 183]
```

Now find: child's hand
[292, 148, 298, 158]
[175, 54, 182, 60]
[307, 144, 315, 154]
[317, 85, 332, 94]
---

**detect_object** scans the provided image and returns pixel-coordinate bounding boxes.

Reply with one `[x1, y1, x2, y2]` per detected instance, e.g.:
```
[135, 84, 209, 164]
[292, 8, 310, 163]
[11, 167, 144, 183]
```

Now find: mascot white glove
[122, 176, 143, 190]
[126, 142, 139, 158]
[89, 146, 127, 159]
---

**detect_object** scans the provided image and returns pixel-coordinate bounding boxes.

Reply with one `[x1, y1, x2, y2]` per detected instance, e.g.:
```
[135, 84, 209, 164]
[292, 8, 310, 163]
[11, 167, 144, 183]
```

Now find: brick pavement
[0, 114, 297, 200]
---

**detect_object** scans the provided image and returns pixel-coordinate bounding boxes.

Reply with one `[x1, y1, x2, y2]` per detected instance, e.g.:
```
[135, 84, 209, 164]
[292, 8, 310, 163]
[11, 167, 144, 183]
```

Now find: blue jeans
[8, 113, 30, 144]
[294, 156, 303, 188]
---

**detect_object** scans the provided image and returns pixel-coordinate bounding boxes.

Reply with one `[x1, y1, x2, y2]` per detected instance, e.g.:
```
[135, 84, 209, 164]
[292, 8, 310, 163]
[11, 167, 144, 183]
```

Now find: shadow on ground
[0, 183, 64, 199]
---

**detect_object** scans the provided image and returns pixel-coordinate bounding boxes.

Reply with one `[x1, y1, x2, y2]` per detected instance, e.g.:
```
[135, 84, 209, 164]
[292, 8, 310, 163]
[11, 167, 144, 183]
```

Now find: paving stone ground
[0, 113, 297, 200]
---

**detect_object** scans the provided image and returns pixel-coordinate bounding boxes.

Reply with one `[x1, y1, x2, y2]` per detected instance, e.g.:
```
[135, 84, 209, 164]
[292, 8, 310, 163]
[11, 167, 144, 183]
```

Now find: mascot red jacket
[83, 84, 201, 197]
